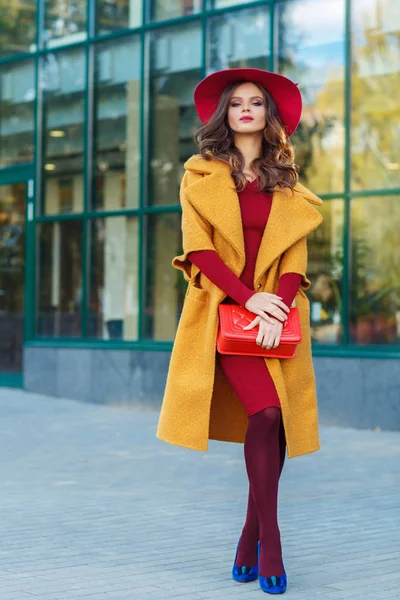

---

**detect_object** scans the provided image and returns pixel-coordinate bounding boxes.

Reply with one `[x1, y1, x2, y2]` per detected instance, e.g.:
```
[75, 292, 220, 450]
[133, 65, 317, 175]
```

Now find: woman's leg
[216, 352, 284, 572]
[244, 406, 284, 577]
[236, 416, 286, 567]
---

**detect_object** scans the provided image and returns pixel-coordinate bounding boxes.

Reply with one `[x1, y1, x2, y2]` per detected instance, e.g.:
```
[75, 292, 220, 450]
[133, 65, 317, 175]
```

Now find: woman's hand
[244, 292, 290, 324]
[243, 315, 283, 349]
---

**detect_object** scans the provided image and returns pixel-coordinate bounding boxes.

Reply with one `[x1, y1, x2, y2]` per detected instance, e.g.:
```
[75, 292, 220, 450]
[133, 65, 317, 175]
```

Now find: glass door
[0, 170, 34, 387]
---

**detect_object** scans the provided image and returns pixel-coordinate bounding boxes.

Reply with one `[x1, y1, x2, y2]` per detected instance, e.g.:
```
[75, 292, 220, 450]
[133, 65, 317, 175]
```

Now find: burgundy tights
[235, 407, 286, 578]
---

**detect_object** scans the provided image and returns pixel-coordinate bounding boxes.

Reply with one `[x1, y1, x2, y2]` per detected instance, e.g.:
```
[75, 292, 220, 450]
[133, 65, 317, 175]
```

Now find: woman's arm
[188, 250, 254, 307]
[276, 273, 303, 309]
[188, 250, 302, 311]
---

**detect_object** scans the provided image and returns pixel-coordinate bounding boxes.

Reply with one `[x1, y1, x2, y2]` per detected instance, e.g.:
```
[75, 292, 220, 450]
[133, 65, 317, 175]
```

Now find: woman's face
[227, 82, 267, 134]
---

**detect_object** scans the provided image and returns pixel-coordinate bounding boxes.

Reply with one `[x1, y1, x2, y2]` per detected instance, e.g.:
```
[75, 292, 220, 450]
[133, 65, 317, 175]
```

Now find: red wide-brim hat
[194, 68, 302, 137]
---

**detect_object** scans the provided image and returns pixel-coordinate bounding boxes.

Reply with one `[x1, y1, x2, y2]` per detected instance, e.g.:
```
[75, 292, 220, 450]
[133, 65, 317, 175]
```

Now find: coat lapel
[183, 155, 323, 286]
[253, 184, 323, 285]
[183, 155, 246, 265]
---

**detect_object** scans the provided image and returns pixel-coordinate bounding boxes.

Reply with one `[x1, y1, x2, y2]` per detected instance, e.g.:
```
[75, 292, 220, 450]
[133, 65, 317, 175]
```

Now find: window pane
[0, 183, 26, 373]
[41, 49, 85, 215]
[97, 0, 142, 34]
[88, 217, 139, 340]
[350, 196, 400, 345]
[148, 23, 201, 206]
[0, 0, 37, 57]
[37, 221, 82, 338]
[144, 213, 182, 340]
[0, 60, 35, 167]
[43, 0, 87, 47]
[93, 37, 140, 211]
[278, 0, 345, 195]
[207, 6, 270, 72]
[307, 200, 344, 345]
[151, 0, 201, 21]
[351, 0, 400, 191]
[207, 0, 253, 8]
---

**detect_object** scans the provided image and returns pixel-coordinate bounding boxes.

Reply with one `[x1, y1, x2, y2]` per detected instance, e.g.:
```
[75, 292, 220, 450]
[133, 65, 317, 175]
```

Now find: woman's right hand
[244, 292, 290, 324]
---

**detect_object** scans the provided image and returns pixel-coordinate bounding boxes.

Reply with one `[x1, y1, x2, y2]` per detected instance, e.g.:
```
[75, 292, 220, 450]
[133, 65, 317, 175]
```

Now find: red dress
[188, 179, 302, 416]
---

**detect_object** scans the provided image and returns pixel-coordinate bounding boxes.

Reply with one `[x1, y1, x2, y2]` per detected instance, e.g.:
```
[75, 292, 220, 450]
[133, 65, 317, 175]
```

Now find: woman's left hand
[243, 315, 283, 349]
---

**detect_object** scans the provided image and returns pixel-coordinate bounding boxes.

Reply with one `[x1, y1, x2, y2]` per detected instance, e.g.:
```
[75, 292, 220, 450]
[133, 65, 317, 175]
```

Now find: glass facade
[0, 60, 36, 167]
[0, 183, 26, 372]
[41, 48, 86, 215]
[207, 5, 270, 72]
[0, 0, 399, 356]
[96, 1, 142, 34]
[151, 0, 201, 21]
[88, 216, 139, 340]
[350, 196, 400, 345]
[148, 22, 202, 206]
[144, 212, 182, 340]
[43, 0, 87, 46]
[93, 36, 141, 211]
[0, 1, 37, 57]
[278, 0, 345, 195]
[351, 0, 400, 192]
[37, 220, 83, 337]
[308, 199, 344, 345]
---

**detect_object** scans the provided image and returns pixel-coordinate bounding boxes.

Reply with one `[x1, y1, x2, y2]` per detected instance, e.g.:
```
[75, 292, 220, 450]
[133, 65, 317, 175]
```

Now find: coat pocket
[179, 285, 209, 329]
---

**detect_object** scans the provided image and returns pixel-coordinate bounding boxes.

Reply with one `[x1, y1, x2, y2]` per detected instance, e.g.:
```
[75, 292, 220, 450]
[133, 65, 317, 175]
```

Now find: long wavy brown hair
[194, 80, 299, 193]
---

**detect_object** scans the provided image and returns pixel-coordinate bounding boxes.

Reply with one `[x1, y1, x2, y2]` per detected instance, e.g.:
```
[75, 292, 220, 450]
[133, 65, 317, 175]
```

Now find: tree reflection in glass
[278, 0, 345, 196]
[43, 0, 87, 46]
[307, 200, 344, 344]
[350, 196, 400, 345]
[207, 6, 269, 73]
[149, 22, 202, 206]
[351, 0, 400, 191]
[0, 0, 36, 57]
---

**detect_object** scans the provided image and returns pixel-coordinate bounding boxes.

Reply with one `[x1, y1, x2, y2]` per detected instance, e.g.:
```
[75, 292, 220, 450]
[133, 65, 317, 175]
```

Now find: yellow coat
[156, 154, 323, 458]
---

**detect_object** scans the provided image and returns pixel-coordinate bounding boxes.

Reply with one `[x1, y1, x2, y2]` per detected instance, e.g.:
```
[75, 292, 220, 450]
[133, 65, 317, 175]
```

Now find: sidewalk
[0, 388, 399, 600]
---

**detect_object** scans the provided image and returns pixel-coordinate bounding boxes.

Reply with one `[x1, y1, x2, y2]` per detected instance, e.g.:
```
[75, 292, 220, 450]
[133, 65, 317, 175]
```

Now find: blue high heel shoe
[231, 538, 260, 583]
[257, 542, 287, 594]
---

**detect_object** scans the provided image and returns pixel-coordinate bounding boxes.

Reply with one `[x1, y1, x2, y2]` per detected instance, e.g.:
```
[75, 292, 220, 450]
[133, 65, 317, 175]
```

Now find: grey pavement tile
[348, 589, 400, 600]
[1, 596, 38, 600]
[323, 570, 400, 591]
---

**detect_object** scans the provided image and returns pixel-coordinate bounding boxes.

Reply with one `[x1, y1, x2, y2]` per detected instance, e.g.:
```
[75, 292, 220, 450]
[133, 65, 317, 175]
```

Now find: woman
[156, 68, 323, 595]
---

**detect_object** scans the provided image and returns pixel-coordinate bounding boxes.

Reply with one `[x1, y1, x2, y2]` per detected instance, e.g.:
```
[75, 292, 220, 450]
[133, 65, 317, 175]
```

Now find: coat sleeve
[278, 236, 312, 291]
[172, 171, 217, 282]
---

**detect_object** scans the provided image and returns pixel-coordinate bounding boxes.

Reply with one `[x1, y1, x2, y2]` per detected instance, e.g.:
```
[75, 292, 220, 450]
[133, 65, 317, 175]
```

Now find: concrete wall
[23, 347, 400, 431]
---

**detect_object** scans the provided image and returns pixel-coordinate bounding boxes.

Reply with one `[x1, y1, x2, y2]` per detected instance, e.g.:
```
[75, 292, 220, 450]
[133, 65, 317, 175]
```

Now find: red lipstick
[240, 116, 254, 122]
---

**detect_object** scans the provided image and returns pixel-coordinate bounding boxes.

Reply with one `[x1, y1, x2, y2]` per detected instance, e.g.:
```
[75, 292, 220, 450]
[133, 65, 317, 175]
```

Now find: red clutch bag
[217, 304, 302, 358]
